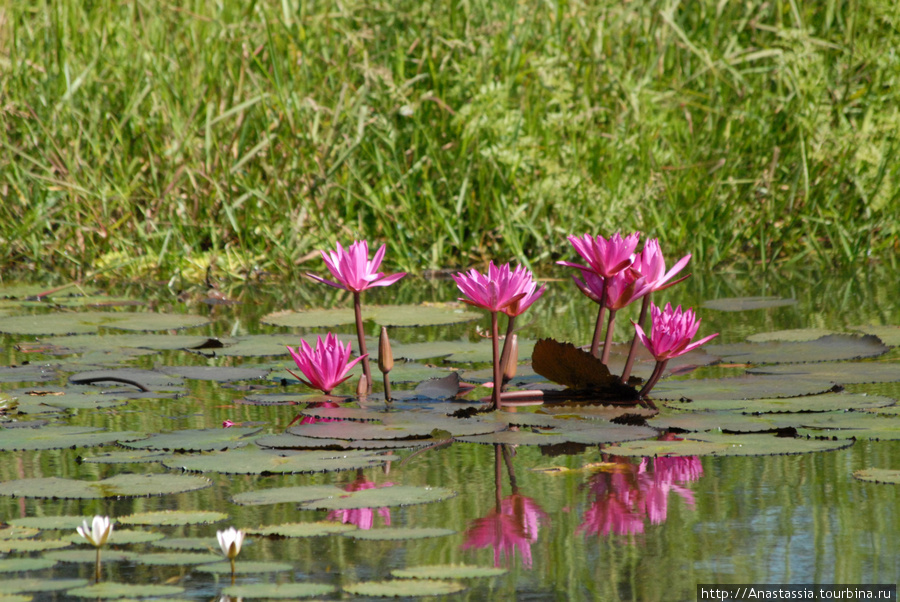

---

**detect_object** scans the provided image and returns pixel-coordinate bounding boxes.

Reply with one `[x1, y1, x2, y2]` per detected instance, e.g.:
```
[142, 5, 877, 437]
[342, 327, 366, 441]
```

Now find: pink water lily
[630, 239, 691, 292]
[632, 303, 718, 399]
[287, 333, 367, 395]
[453, 262, 545, 409]
[558, 231, 641, 279]
[307, 240, 406, 293]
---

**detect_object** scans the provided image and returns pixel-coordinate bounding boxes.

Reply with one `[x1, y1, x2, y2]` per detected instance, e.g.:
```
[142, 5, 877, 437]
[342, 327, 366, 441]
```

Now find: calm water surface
[0, 267, 898, 600]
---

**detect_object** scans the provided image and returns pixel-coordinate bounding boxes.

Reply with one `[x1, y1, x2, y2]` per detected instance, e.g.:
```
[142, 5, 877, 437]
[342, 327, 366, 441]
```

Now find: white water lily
[217, 527, 244, 560]
[76, 515, 113, 548]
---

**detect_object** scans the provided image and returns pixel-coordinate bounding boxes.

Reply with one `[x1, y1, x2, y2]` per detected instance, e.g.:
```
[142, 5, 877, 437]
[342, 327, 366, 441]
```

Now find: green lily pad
[211, 334, 361, 357]
[664, 393, 897, 413]
[0, 559, 56, 573]
[222, 583, 336, 598]
[799, 413, 900, 440]
[0, 365, 58, 384]
[246, 522, 357, 537]
[41, 334, 223, 353]
[381, 362, 448, 383]
[43, 550, 138, 564]
[849, 325, 900, 347]
[852, 468, 900, 484]
[121, 427, 261, 452]
[287, 422, 436, 441]
[746, 362, 900, 384]
[237, 393, 318, 405]
[0, 527, 38, 539]
[706, 334, 889, 364]
[0, 426, 145, 451]
[66, 582, 184, 598]
[392, 565, 507, 579]
[702, 296, 796, 311]
[652, 376, 835, 401]
[301, 485, 456, 510]
[0, 578, 88, 594]
[386, 341, 458, 361]
[68, 368, 184, 390]
[69, 529, 164, 545]
[343, 580, 466, 597]
[232, 485, 345, 506]
[0, 539, 70, 553]
[118, 511, 228, 526]
[648, 411, 798, 433]
[611, 432, 854, 457]
[262, 308, 357, 328]
[0, 311, 209, 335]
[152, 538, 218, 551]
[9, 389, 129, 411]
[746, 329, 842, 343]
[133, 552, 221, 565]
[0, 474, 210, 499]
[342, 527, 455, 541]
[79, 450, 172, 464]
[165, 448, 391, 475]
[264, 304, 481, 329]
[158, 366, 270, 381]
[194, 561, 294, 574]
[9, 516, 96, 530]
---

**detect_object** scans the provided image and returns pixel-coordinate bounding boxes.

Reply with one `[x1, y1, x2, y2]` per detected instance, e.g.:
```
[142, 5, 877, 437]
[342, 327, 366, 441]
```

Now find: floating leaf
[799, 413, 900, 440]
[133, 552, 221, 565]
[287, 422, 435, 440]
[80, 450, 172, 464]
[665, 393, 897, 413]
[746, 362, 900, 384]
[342, 527, 455, 541]
[0, 426, 145, 451]
[706, 334, 889, 364]
[746, 329, 841, 343]
[702, 296, 796, 311]
[383, 362, 448, 383]
[0, 474, 210, 499]
[388, 341, 458, 361]
[849, 325, 900, 347]
[43, 550, 138, 564]
[652, 376, 835, 401]
[343, 580, 466, 597]
[0, 365, 58, 384]
[69, 529, 164, 545]
[0, 578, 88, 595]
[648, 411, 798, 433]
[10, 516, 94, 530]
[118, 511, 228, 526]
[247, 522, 357, 537]
[255, 433, 434, 451]
[68, 368, 184, 391]
[0, 311, 208, 335]
[412, 372, 463, 400]
[262, 308, 357, 328]
[368, 304, 482, 327]
[165, 448, 392, 475]
[121, 427, 261, 452]
[42, 334, 224, 353]
[158, 366, 271, 382]
[0, 559, 56, 573]
[194, 561, 294, 574]
[0, 539, 70, 553]
[222, 583, 336, 598]
[532, 339, 622, 391]
[9, 388, 129, 411]
[301, 485, 456, 510]
[0, 527, 38, 539]
[208, 334, 358, 358]
[611, 433, 853, 457]
[232, 485, 345, 506]
[852, 468, 900, 484]
[152, 538, 217, 551]
[392, 565, 507, 579]
[66, 582, 184, 598]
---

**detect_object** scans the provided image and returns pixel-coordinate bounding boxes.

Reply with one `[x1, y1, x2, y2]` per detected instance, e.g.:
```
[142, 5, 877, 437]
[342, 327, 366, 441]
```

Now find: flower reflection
[579, 455, 703, 538]
[327, 473, 393, 530]
[461, 444, 548, 569]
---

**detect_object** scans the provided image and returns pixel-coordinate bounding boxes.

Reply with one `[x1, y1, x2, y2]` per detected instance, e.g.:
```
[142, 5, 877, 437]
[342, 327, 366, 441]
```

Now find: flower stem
[590, 305, 606, 358]
[620, 294, 651, 383]
[600, 308, 618, 365]
[497, 315, 517, 391]
[230, 557, 236, 585]
[639, 359, 667, 405]
[353, 292, 372, 394]
[490, 311, 501, 410]
[95, 547, 101, 583]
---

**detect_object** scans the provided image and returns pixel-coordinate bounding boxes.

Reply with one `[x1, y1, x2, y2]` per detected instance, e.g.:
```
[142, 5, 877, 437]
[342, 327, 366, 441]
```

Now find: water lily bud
[378, 327, 394, 374]
[357, 374, 368, 398]
[503, 334, 518, 381]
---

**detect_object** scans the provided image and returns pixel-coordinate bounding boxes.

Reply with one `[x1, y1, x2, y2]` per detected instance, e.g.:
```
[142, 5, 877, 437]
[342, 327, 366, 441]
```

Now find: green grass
[1, 0, 897, 282]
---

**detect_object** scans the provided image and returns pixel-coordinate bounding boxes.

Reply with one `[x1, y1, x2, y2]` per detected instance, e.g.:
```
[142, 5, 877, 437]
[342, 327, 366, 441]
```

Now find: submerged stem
[353, 292, 372, 394]
[620, 294, 651, 383]
[590, 305, 606, 358]
[600, 308, 618, 365]
[490, 311, 501, 410]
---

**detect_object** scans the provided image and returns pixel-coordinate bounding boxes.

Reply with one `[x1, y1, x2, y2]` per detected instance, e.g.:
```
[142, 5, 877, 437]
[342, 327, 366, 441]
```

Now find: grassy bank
[1, 0, 897, 282]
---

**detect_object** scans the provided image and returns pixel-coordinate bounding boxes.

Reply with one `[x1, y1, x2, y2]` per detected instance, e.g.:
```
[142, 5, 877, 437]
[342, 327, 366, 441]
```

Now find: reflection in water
[462, 445, 548, 568]
[287, 401, 341, 427]
[326, 470, 393, 530]
[579, 455, 703, 537]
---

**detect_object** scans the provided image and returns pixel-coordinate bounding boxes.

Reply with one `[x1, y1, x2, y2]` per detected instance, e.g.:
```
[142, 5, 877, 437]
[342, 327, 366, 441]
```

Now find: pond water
[0, 267, 898, 600]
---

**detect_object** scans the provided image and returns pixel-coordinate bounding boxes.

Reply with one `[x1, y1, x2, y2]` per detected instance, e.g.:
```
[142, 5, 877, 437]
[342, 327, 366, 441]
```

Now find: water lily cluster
[293, 234, 716, 407]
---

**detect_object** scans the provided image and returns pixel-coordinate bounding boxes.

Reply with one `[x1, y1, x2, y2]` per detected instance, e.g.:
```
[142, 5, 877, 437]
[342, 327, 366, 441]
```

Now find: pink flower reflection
[462, 494, 548, 569]
[326, 476, 393, 530]
[579, 455, 703, 538]
[298, 401, 341, 425]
